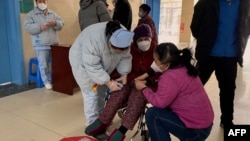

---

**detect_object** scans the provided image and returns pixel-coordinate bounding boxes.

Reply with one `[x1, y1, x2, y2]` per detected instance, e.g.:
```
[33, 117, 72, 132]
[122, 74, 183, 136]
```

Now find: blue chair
[28, 57, 44, 88]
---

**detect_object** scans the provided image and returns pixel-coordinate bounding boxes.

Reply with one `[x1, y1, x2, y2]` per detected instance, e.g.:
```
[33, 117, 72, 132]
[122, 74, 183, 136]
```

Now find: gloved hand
[106, 80, 123, 92]
[115, 75, 127, 85]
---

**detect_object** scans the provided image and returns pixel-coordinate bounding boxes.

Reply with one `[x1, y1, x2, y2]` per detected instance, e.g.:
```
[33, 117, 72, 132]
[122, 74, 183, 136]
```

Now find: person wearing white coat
[69, 21, 134, 126]
[24, 0, 64, 90]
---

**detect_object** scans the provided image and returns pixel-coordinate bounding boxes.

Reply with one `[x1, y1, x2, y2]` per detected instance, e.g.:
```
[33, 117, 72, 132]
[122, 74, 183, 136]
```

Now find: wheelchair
[116, 105, 150, 141]
[105, 87, 150, 141]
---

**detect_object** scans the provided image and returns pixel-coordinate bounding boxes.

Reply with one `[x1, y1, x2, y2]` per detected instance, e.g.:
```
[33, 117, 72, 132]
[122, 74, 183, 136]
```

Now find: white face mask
[137, 40, 151, 51]
[150, 61, 163, 73]
[37, 3, 47, 11]
[108, 42, 120, 55]
[110, 48, 119, 55]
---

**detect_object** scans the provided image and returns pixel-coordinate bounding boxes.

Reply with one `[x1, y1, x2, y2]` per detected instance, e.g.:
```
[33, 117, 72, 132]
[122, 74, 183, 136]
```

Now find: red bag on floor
[60, 136, 97, 141]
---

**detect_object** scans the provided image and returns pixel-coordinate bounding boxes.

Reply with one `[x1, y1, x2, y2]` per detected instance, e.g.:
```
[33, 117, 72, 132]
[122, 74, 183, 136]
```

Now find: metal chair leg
[130, 109, 146, 141]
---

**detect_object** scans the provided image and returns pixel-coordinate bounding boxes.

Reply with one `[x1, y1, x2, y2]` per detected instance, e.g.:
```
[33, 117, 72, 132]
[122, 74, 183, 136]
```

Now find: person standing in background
[190, 0, 250, 127]
[112, 0, 132, 31]
[69, 21, 134, 126]
[78, 0, 112, 31]
[24, 0, 64, 90]
[137, 4, 158, 44]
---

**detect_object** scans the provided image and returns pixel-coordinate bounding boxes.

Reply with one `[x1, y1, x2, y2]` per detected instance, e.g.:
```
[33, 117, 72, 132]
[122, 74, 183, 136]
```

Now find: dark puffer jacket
[190, 0, 250, 67]
[112, 0, 132, 31]
[78, 0, 111, 30]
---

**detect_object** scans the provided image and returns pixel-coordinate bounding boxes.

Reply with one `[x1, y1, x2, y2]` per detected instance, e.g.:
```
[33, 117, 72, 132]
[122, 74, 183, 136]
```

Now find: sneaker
[85, 119, 107, 136]
[45, 83, 52, 90]
[107, 129, 125, 141]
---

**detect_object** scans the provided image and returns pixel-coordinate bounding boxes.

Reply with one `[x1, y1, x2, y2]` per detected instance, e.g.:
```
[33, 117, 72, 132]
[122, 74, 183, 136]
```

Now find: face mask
[137, 40, 151, 51]
[109, 46, 119, 55]
[138, 12, 144, 18]
[150, 61, 163, 73]
[110, 49, 119, 55]
[37, 3, 47, 11]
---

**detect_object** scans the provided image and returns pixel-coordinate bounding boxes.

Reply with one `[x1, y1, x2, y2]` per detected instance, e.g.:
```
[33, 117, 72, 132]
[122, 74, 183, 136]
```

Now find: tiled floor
[0, 45, 249, 141]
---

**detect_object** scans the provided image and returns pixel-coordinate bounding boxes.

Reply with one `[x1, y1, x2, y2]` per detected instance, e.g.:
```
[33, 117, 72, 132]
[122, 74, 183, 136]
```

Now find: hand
[135, 79, 147, 90]
[40, 24, 48, 31]
[106, 80, 123, 92]
[115, 75, 127, 85]
[135, 73, 148, 81]
[46, 20, 56, 27]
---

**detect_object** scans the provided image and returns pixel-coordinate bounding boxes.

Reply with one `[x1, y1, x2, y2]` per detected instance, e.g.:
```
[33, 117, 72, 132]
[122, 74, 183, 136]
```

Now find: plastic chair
[28, 57, 44, 88]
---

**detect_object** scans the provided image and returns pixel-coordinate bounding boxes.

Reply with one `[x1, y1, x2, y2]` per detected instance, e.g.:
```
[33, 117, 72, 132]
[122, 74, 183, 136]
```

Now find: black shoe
[220, 121, 234, 128]
[85, 119, 107, 136]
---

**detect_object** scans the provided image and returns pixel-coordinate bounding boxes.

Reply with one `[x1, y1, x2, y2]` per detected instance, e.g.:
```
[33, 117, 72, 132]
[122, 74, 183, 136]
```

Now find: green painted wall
[20, 0, 34, 13]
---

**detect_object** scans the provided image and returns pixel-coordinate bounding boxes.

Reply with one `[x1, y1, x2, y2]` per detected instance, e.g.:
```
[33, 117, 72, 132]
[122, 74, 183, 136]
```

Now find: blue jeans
[145, 107, 212, 141]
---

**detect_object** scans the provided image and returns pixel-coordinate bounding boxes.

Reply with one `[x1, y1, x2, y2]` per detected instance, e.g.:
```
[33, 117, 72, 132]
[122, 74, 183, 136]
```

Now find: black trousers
[197, 56, 237, 123]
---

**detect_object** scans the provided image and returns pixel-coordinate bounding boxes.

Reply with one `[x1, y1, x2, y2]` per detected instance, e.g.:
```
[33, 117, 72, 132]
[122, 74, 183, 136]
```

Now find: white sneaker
[45, 83, 52, 90]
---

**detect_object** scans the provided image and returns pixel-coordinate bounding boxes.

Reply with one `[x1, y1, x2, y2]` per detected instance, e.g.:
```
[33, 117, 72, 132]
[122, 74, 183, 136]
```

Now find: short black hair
[139, 4, 151, 13]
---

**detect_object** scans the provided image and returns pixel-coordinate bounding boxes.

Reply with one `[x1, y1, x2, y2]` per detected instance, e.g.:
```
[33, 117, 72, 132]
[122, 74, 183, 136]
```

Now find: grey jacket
[24, 8, 64, 49]
[78, 0, 111, 30]
[69, 22, 132, 91]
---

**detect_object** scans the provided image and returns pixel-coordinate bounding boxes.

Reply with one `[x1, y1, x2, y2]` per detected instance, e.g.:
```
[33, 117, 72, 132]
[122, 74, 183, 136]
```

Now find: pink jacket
[143, 66, 214, 129]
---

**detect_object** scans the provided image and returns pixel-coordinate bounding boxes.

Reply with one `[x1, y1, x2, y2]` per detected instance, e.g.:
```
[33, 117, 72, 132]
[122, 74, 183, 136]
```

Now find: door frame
[146, 0, 160, 34]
